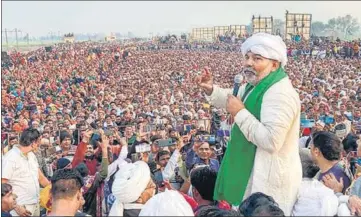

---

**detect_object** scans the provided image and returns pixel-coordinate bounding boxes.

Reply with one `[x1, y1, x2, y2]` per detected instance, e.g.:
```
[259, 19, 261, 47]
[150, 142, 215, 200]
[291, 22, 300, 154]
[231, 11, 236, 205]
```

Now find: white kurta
[207, 77, 302, 215]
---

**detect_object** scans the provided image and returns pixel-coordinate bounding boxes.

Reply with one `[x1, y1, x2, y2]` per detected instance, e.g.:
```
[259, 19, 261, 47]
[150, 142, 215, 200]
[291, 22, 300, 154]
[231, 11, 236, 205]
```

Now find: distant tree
[311, 21, 327, 36]
[327, 14, 360, 39]
[127, 32, 135, 38]
[115, 32, 122, 39]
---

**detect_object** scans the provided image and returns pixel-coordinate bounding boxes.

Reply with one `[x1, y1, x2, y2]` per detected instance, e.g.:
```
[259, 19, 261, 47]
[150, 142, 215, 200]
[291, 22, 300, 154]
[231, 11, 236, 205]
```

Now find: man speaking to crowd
[196, 33, 302, 215]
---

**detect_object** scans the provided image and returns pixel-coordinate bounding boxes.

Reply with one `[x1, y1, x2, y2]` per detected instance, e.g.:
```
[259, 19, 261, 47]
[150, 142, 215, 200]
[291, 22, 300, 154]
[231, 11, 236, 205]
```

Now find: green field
[2, 40, 56, 52]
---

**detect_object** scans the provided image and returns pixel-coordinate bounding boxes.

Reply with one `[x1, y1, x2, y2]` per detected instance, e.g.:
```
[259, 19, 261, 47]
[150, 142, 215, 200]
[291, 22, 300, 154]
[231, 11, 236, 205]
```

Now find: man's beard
[85, 152, 94, 159]
[243, 68, 258, 85]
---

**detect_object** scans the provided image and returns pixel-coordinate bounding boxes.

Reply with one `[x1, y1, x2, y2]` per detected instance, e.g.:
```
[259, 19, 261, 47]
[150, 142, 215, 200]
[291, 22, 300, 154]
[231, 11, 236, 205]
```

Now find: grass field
[1, 40, 58, 52]
[1, 39, 95, 52]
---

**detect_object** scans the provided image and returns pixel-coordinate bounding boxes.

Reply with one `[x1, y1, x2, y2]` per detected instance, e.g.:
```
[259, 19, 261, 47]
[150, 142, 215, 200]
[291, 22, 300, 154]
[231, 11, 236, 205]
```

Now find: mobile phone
[156, 180, 165, 188]
[90, 122, 98, 130]
[184, 124, 192, 133]
[135, 143, 151, 153]
[91, 133, 101, 141]
[90, 133, 102, 148]
[158, 139, 173, 147]
[202, 135, 216, 144]
[196, 135, 216, 144]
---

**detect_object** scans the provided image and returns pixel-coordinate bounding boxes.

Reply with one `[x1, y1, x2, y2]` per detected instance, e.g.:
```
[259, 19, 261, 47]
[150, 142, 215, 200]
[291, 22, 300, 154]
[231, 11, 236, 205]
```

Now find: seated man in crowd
[186, 132, 220, 172]
[1, 183, 17, 217]
[333, 137, 361, 216]
[309, 131, 352, 193]
[153, 136, 188, 192]
[239, 192, 284, 217]
[190, 166, 230, 215]
[108, 160, 156, 216]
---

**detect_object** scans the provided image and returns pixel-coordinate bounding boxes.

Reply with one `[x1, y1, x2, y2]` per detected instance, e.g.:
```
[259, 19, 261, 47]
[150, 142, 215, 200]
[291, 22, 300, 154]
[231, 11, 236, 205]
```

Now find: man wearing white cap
[196, 33, 302, 215]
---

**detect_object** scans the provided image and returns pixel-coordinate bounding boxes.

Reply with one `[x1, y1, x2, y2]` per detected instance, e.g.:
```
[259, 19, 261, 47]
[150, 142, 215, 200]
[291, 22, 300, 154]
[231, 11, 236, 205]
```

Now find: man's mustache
[242, 68, 256, 75]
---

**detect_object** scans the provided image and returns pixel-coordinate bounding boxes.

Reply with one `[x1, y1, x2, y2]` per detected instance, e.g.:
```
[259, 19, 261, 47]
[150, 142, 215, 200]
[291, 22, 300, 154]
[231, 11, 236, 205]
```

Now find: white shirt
[292, 179, 338, 216]
[2, 146, 40, 205]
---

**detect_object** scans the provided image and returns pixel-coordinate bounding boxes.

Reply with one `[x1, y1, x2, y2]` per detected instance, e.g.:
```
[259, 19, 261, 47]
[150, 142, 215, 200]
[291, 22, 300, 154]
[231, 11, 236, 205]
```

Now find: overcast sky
[2, 1, 361, 37]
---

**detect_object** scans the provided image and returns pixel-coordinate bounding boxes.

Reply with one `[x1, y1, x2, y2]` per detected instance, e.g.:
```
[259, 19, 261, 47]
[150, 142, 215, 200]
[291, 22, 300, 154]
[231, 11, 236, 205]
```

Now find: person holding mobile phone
[153, 150, 172, 191]
[156, 135, 190, 192]
[71, 130, 100, 176]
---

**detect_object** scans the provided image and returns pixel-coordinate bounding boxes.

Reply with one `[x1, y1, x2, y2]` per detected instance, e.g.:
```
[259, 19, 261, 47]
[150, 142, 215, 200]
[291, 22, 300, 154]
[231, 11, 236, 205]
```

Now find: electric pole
[15, 28, 18, 49]
[2, 28, 24, 50]
[4, 28, 9, 48]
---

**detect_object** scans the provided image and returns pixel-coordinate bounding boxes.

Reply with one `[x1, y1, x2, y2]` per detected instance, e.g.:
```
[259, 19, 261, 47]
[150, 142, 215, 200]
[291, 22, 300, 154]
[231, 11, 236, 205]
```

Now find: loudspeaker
[252, 16, 273, 34]
[285, 12, 312, 40]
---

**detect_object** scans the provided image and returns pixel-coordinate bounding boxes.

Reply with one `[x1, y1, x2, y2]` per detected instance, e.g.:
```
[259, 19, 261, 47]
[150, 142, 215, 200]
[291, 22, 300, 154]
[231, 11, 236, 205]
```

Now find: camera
[90, 121, 98, 130]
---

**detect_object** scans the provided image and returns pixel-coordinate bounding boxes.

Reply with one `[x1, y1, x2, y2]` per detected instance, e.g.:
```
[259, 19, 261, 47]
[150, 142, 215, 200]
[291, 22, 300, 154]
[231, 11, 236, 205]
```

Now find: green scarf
[214, 67, 287, 205]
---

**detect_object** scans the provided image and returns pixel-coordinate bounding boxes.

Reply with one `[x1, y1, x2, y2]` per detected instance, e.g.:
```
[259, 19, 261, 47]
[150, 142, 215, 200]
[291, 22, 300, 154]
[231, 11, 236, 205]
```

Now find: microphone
[233, 74, 243, 96]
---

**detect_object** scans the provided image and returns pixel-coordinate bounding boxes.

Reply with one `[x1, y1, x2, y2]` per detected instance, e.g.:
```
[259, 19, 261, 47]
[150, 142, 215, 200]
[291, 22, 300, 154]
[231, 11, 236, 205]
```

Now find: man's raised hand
[195, 67, 214, 96]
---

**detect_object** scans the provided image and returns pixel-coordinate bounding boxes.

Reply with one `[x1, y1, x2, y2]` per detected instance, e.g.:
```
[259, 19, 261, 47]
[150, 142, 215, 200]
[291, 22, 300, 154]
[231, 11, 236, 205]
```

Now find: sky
[2, 1, 361, 37]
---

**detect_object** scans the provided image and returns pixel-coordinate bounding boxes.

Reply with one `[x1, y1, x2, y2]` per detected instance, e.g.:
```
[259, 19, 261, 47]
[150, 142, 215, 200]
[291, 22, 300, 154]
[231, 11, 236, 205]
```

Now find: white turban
[109, 161, 151, 216]
[139, 190, 194, 216]
[241, 33, 288, 68]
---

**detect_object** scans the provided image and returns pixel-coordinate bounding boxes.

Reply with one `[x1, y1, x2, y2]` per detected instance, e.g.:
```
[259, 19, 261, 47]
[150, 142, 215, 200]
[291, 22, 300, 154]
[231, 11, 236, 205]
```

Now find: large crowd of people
[1, 35, 361, 217]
